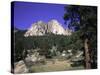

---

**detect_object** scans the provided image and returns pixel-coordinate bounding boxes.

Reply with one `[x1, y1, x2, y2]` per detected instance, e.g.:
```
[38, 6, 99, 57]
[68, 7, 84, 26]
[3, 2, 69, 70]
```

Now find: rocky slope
[24, 19, 72, 37]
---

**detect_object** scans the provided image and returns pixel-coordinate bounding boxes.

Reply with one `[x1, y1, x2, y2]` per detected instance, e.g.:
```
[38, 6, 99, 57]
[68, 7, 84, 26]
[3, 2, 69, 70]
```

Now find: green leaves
[63, 13, 70, 21]
[63, 5, 97, 68]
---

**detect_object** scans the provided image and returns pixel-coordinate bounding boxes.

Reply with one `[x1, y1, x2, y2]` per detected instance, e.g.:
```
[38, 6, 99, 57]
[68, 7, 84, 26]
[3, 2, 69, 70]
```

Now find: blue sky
[13, 1, 68, 30]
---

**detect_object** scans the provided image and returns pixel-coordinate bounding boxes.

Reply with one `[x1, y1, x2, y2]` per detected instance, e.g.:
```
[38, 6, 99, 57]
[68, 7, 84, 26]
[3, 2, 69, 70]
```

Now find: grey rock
[24, 19, 72, 37]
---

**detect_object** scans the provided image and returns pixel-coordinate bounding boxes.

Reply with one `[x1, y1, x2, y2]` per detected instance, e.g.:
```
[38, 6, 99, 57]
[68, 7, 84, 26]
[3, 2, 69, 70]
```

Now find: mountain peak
[50, 19, 58, 22]
[24, 19, 72, 37]
[48, 19, 60, 25]
[37, 20, 44, 24]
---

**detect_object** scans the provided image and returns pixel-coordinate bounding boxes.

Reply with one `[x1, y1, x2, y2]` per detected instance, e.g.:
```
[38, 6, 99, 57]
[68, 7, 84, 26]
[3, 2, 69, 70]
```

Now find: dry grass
[14, 59, 84, 73]
[30, 59, 72, 72]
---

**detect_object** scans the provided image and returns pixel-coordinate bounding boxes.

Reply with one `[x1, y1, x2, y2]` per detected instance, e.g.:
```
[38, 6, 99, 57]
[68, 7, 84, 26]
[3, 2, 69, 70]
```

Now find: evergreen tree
[63, 5, 97, 69]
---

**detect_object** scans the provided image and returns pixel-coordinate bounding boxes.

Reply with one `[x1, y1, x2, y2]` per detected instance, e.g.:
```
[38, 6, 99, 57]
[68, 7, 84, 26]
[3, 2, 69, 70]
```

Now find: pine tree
[63, 5, 97, 69]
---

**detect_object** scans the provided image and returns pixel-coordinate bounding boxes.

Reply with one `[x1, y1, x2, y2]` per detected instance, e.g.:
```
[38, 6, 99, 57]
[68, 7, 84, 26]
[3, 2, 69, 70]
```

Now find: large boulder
[14, 60, 28, 73]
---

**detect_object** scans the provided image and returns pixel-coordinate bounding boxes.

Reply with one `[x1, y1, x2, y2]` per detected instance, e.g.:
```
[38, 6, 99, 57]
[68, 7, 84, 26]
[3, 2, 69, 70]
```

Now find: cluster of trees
[14, 31, 83, 62]
[63, 5, 97, 69]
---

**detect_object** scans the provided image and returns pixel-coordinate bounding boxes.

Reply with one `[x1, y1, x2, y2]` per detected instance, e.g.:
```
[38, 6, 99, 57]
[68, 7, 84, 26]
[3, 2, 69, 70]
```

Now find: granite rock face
[14, 60, 28, 73]
[24, 19, 72, 37]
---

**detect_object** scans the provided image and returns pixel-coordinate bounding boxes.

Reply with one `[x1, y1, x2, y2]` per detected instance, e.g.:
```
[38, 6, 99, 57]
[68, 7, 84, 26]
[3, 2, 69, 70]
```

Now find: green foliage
[14, 30, 83, 62]
[64, 5, 97, 68]
[14, 30, 26, 62]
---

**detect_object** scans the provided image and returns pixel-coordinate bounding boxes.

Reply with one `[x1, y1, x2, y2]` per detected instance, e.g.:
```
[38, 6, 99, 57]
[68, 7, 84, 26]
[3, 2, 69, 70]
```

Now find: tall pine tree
[63, 5, 97, 69]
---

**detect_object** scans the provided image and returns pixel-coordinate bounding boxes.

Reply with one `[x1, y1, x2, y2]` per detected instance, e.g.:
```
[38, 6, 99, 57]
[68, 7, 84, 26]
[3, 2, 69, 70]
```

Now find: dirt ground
[14, 59, 84, 73]
[30, 59, 84, 73]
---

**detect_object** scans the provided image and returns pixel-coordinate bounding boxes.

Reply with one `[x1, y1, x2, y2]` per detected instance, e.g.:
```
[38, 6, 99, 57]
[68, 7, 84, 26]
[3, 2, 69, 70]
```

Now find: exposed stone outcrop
[24, 19, 72, 37]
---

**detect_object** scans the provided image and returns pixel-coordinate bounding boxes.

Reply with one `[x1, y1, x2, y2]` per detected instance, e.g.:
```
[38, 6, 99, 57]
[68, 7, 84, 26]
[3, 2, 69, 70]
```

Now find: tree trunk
[84, 38, 91, 69]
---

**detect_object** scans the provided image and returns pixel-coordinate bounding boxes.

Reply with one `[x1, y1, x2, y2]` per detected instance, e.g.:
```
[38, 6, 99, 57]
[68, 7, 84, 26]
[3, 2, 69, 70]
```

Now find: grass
[30, 59, 84, 73]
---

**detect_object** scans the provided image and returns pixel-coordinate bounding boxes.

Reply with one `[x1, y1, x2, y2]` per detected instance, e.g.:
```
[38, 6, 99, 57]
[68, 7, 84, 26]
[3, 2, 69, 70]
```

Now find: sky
[12, 1, 68, 30]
